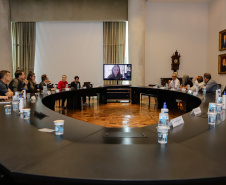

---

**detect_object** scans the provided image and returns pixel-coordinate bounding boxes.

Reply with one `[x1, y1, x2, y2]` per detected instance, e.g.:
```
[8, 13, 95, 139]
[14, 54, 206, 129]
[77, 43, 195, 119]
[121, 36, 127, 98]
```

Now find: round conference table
[0, 87, 226, 185]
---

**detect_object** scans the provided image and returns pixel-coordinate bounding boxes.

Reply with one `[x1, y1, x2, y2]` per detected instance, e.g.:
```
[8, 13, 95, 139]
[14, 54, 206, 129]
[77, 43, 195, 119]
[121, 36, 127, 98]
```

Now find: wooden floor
[55, 97, 184, 128]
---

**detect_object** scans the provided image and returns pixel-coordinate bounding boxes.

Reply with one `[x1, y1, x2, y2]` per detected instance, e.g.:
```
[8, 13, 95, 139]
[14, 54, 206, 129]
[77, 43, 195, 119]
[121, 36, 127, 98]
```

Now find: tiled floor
[55, 97, 184, 128]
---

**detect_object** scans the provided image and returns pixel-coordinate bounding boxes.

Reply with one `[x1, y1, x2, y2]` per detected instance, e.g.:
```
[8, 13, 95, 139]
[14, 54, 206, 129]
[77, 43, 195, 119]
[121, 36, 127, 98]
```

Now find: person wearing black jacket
[9, 70, 28, 93]
[71, 76, 80, 89]
[39, 74, 53, 90]
[27, 72, 40, 93]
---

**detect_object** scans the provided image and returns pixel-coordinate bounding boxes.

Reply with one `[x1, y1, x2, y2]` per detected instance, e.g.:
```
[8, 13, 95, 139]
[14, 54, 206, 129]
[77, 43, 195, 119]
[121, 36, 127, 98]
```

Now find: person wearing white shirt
[193, 76, 198, 86]
[169, 73, 180, 89]
[191, 76, 205, 92]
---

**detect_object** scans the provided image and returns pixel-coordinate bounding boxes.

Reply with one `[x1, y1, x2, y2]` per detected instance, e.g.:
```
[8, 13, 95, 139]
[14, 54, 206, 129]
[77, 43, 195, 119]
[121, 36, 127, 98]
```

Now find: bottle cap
[163, 102, 167, 109]
[224, 91, 226, 95]
[19, 94, 23, 98]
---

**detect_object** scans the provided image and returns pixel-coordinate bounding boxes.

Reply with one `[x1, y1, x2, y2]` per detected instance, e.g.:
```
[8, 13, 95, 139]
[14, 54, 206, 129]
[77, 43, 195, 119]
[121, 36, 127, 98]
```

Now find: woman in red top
[58, 75, 68, 108]
[58, 75, 68, 89]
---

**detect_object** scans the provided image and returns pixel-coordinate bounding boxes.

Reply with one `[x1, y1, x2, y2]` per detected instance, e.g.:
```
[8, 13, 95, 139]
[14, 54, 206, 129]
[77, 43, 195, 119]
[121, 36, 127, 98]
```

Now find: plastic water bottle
[165, 83, 168, 90]
[77, 83, 79, 90]
[216, 87, 221, 102]
[161, 102, 169, 114]
[187, 85, 190, 90]
[66, 84, 68, 88]
[223, 92, 226, 110]
[155, 83, 158, 88]
[19, 94, 24, 114]
[203, 86, 206, 96]
[43, 85, 47, 94]
[22, 88, 26, 99]
[196, 84, 199, 92]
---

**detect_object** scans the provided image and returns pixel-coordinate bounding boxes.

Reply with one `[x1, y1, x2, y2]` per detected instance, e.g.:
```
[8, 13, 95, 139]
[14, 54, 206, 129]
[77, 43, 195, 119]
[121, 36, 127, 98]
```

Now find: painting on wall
[219, 29, 226, 51]
[218, 54, 226, 74]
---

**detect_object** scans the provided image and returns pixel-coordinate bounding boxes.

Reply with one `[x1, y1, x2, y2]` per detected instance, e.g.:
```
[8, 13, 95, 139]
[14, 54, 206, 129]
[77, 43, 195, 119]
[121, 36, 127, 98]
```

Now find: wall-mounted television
[103, 64, 132, 80]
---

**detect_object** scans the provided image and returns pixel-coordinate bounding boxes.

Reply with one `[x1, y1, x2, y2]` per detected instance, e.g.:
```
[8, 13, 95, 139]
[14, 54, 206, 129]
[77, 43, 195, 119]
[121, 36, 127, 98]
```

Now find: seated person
[191, 76, 205, 92]
[39, 74, 53, 90]
[202, 73, 218, 93]
[9, 70, 28, 93]
[107, 65, 123, 80]
[181, 75, 193, 89]
[27, 72, 40, 93]
[193, 76, 198, 86]
[0, 70, 13, 97]
[58, 75, 68, 108]
[168, 73, 180, 89]
[58, 75, 68, 89]
[71, 76, 80, 89]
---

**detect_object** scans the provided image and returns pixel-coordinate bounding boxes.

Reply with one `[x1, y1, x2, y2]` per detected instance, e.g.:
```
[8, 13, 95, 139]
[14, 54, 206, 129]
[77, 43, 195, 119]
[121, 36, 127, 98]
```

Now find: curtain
[11, 22, 36, 77]
[103, 22, 126, 85]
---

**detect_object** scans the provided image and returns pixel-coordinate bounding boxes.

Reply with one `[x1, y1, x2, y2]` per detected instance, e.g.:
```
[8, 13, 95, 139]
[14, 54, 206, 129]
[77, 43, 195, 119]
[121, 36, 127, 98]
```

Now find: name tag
[170, 116, 184, 128]
[191, 107, 202, 116]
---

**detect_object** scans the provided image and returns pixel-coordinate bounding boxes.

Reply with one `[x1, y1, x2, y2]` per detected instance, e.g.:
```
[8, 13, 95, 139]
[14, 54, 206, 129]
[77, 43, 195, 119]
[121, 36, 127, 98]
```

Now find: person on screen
[107, 65, 123, 80]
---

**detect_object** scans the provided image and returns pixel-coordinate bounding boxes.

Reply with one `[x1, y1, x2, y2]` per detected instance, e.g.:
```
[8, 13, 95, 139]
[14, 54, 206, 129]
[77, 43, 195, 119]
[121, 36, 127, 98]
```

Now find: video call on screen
[103, 64, 132, 80]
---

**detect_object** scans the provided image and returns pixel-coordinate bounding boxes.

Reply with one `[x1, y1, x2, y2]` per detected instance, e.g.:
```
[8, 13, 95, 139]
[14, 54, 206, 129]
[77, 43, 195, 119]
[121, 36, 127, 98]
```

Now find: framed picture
[218, 54, 226, 74]
[219, 29, 226, 51]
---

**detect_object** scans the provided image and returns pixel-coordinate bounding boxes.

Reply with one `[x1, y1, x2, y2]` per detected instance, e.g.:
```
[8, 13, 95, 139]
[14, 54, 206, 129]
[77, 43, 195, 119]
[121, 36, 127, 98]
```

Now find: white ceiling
[147, 0, 211, 2]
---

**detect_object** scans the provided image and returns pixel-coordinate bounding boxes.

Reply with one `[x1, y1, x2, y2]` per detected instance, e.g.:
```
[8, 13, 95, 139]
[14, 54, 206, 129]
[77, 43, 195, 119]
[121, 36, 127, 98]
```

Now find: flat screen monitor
[103, 64, 132, 80]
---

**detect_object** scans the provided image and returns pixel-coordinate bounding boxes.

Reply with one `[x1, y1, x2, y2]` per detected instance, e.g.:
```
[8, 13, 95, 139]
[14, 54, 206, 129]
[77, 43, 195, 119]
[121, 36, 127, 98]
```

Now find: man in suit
[203, 73, 218, 93]
[222, 35, 226, 49]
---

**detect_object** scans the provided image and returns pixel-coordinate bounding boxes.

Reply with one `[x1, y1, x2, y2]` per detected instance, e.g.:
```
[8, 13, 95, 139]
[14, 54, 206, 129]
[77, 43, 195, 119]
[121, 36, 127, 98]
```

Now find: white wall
[145, 2, 208, 85]
[0, 0, 13, 74]
[34, 22, 103, 85]
[207, 0, 226, 89]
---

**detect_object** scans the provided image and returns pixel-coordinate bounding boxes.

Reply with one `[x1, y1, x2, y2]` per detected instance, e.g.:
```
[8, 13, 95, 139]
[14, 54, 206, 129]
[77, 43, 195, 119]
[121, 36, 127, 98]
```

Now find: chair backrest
[222, 85, 226, 95]
[83, 82, 91, 88]
[218, 84, 222, 90]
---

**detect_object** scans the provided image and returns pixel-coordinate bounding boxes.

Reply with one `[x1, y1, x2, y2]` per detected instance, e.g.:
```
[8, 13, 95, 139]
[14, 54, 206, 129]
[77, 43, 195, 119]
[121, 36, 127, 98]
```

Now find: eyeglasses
[172, 76, 176, 77]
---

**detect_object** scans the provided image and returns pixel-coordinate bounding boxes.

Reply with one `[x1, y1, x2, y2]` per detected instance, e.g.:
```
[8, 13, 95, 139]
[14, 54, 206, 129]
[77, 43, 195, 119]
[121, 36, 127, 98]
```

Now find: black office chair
[83, 82, 91, 89]
[83, 82, 98, 104]
[218, 84, 222, 90]
[141, 84, 158, 105]
[222, 85, 226, 95]
[140, 93, 157, 105]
